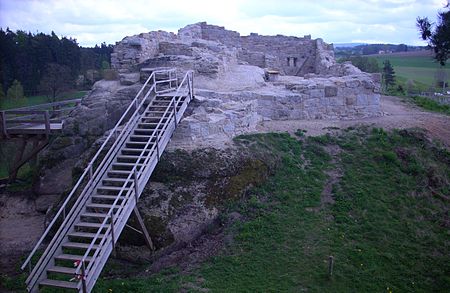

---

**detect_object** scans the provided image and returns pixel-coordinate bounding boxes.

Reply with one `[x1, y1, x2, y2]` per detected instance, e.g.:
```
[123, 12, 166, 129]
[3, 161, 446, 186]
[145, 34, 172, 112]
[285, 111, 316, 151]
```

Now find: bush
[6, 80, 24, 100]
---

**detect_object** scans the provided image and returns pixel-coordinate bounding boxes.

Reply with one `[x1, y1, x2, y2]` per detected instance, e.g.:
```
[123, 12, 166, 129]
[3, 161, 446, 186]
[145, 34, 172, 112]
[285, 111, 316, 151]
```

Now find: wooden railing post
[110, 215, 117, 257]
[0, 111, 7, 138]
[133, 169, 139, 202]
[88, 163, 93, 179]
[81, 260, 87, 293]
[155, 130, 160, 160]
[172, 99, 178, 126]
[44, 110, 50, 138]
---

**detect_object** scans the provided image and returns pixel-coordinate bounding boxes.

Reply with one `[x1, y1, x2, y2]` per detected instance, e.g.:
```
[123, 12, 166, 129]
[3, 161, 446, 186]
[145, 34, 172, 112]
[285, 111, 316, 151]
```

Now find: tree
[435, 68, 449, 92]
[0, 84, 5, 100]
[382, 60, 396, 90]
[406, 79, 416, 95]
[39, 63, 73, 102]
[340, 56, 380, 73]
[417, 1, 450, 65]
[6, 80, 24, 99]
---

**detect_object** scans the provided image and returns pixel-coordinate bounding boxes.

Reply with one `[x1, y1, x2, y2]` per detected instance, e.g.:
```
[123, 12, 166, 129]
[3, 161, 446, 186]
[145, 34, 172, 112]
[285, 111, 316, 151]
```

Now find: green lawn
[0, 91, 87, 110]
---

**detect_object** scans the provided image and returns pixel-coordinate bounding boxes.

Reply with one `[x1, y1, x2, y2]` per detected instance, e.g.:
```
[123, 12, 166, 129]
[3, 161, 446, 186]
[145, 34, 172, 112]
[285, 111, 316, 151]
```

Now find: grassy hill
[2, 127, 449, 292]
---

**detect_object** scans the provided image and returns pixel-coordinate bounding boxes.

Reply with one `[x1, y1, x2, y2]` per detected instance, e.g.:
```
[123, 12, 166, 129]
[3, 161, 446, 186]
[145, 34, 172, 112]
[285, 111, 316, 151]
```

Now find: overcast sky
[0, 0, 447, 47]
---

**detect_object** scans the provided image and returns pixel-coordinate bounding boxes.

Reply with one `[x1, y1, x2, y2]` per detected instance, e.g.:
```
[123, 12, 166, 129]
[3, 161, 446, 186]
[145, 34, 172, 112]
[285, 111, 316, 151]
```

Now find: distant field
[371, 52, 449, 89]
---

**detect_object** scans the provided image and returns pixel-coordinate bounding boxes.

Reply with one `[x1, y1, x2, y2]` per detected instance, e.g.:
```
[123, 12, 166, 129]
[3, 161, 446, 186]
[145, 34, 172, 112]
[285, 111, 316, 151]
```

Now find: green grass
[410, 95, 450, 115]
[372, 55, 450, 89]
[0, 91, 87, 110]
[4, 129, 449, 292]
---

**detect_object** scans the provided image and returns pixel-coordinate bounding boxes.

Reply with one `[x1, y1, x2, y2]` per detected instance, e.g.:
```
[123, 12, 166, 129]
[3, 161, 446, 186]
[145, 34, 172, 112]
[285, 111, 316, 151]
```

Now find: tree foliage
[417, 2, 450, 65]
[382, 60, 396, 90]
[0, 29, 113, 96]
[339, 56, 380, 73]
[39, 63, 73, 102]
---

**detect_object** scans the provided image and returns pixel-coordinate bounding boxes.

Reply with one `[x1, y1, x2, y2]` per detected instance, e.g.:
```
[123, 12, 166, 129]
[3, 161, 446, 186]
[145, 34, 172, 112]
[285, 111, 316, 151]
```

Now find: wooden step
[86, 203, 118, 210]
[130, 134, 153, 140]
[63, 241, 100, 250]
[112, 162, 143, 169]
[80, 212, 109, 218]
[97, 185, 130, 191]
[40, 279, 79, 290]
[47, 266, 77, 275]
[68, 232, 105, 239]
[75, 222, 111, 229]
[134, 129, 159, 134]
[147, 105, 170, 108]
[102, 177, 128, 183]
[126, 141, 150, 146]
[117, 155, 143, 160]
[107, 169, 132, 175]
[55, 254, 93, 262]
[91, 195, 126, 201]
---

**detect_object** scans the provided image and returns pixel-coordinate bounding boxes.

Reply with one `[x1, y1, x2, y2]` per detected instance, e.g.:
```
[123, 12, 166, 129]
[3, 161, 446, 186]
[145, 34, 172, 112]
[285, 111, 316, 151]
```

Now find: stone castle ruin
[33, 23, 382, 255]
[107, 22, 381, 148]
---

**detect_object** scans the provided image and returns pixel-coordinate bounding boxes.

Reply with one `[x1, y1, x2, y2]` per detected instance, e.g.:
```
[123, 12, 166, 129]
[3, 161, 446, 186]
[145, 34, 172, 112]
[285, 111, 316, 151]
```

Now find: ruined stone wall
[111, 31, 177, 73]
[188, 23, 334, 76]
[112, 22, 336, 78]
[197, 22, 241, 47]
[239, 34, 317, 76]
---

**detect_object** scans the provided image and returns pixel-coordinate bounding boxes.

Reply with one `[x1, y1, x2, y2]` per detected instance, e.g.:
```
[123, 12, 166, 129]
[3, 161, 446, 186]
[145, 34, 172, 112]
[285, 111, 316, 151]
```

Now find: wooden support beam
[8, 136, 49, 183]
[0, 111, 8, 138]
[133, 207, 155, 251]
[9, 138, 27, 183]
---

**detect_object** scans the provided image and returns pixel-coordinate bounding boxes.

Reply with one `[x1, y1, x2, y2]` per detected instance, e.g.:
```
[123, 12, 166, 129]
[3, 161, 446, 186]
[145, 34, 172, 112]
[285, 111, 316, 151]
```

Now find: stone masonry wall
[239, 34, 317, 76]
[112, 22, 336, 78]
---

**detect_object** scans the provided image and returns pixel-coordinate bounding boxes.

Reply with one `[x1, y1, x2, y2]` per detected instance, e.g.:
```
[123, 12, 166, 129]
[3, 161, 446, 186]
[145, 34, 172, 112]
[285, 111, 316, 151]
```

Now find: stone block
[345, 79, 361, 88]
[324, 86, 338, 97]
[304, 98, 319, 108]
[310, 89, 324, 99]
[329, 96, 345, 106]
[368, 94, 381, 105]
[346, 96, 356, 106]
[357, 94, 369, 106]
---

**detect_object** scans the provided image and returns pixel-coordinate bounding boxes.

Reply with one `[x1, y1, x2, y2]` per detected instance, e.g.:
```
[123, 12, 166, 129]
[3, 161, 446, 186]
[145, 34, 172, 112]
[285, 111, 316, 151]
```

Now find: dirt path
[259, 95, 450, 148]
[0, 193, 45, 276]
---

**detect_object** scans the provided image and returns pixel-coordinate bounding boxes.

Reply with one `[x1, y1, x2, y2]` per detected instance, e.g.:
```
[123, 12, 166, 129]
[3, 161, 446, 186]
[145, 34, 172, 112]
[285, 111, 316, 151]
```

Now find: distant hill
[334, 43, 367, 48]
[335, 43, 428, 58]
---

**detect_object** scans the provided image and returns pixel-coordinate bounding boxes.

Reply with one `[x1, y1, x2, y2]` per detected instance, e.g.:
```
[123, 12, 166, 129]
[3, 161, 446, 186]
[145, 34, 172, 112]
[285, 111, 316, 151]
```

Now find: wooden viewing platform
[0, 99, 81, 182]
[0, 98, 81, 138]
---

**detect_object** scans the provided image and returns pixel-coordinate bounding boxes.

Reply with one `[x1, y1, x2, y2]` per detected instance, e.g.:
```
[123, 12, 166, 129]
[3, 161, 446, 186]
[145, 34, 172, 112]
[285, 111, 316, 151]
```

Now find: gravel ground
[258, 95, 450, 148]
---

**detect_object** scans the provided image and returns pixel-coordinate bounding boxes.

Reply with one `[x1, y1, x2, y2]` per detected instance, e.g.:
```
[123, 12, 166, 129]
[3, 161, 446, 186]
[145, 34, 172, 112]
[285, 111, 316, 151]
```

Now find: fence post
[110, 215, 117, 257]
[155, 130, 160, 160]
[44, 110, 50, 138]
[172, 98, 178, 126]
[81, 260, 87, 292]
[133, 169, 139, 202]
[88, 163, 93, 179]
[0, 111, 7, 138]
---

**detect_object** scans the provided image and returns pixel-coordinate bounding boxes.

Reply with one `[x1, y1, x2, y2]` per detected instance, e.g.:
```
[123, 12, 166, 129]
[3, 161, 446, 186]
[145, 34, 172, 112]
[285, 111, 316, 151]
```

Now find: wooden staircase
[21, 68, 194, 292]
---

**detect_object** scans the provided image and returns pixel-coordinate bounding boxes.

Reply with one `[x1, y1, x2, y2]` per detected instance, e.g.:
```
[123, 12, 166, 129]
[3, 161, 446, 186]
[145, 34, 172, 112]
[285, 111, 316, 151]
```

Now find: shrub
[6, 80, 24, 100]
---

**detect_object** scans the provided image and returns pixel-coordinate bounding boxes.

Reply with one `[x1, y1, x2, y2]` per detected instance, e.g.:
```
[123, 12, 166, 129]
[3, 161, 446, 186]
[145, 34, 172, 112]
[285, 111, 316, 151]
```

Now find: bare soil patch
[259, 95, 450, 148]
[0, 192, 45, 275]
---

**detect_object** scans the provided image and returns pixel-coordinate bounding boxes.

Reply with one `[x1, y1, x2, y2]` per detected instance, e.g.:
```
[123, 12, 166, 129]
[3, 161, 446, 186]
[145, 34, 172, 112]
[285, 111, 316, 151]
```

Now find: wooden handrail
[75, 71, 194, 282]
[23, 69, 193, 292]
[21, 68, 178, 278]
